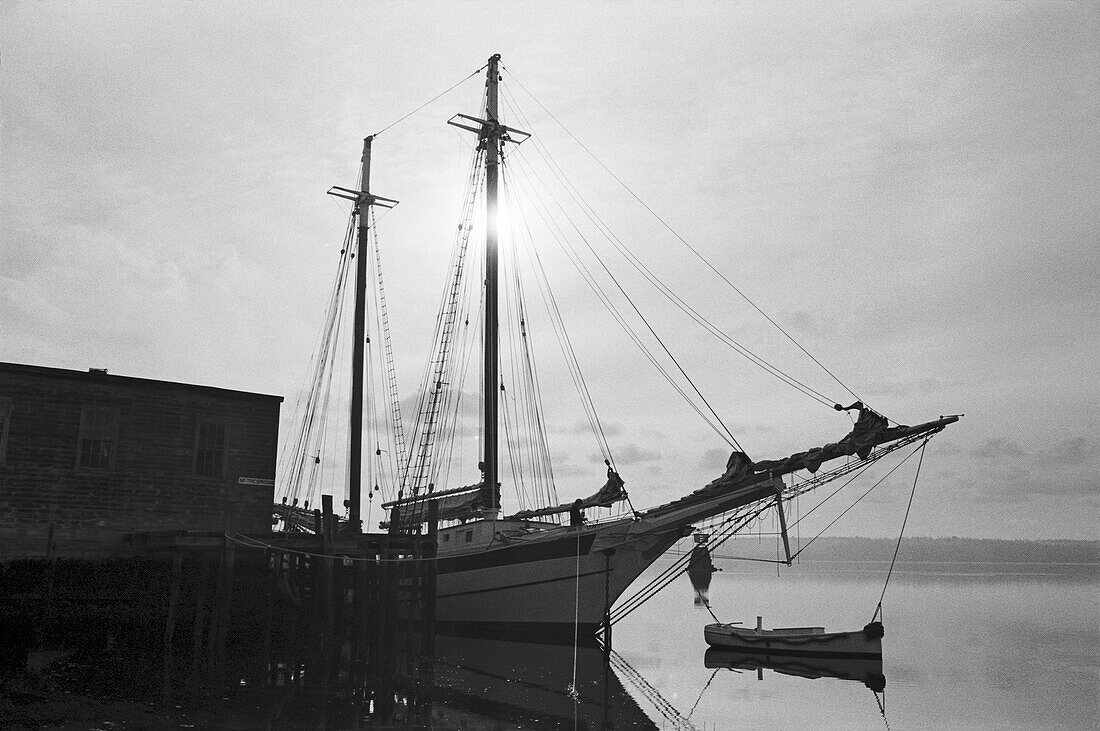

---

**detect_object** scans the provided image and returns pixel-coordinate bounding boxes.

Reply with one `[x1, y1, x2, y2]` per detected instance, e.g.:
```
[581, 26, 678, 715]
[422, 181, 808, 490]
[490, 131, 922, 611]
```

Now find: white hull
[703, 622, 883, 659]
[432, 476, 784, 639]
[434, 518, 683, 639]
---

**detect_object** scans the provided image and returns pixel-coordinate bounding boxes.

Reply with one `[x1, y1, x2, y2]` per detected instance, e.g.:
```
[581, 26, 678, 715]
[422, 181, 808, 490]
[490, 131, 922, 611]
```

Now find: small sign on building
[238, 477, 275, 487]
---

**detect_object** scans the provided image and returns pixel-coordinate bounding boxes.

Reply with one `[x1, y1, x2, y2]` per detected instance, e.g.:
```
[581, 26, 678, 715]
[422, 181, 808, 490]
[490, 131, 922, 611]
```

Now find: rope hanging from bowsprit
[871, 439, 929, 624]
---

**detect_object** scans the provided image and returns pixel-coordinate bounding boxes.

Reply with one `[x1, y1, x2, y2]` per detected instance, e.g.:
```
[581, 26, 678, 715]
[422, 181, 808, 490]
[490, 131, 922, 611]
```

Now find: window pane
[80, 438, 111, 469]
[196, 421, 225, 477]
[84, 407, 117, 439]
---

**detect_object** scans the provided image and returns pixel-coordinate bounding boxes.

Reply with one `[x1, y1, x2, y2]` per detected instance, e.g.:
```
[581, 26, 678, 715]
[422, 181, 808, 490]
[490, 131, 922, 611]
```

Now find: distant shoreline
[674, 536, 1099, 565]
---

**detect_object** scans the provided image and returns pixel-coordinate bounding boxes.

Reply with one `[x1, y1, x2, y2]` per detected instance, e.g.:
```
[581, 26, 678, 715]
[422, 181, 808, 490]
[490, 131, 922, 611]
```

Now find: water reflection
[429, 634, 658, 729]
[703, 647, 886, 692]
[169, 633, 661, 728]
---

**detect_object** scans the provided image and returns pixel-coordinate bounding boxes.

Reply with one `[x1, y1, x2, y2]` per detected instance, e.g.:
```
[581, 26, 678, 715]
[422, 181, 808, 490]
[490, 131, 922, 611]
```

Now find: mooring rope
[702, 595, 723, 625]
[872, 439, 928, 623]
[687, 667, 722, 720]
[873, 684, 891, 730]
[569, 530, 582, 710]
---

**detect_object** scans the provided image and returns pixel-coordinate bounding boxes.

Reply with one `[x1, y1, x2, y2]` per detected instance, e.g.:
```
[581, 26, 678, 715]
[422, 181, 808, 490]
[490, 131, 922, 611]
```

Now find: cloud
[970, 437, 1026, 461]
[1038, 437, 1091, 467]
[560, 420, 624, 438]
[699, 447, 728, 469]
[597, 442, 661, 466]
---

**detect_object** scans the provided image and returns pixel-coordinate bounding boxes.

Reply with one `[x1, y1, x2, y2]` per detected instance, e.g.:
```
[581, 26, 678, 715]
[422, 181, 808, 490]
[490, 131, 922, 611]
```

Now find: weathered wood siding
[0, 363, 282, 557]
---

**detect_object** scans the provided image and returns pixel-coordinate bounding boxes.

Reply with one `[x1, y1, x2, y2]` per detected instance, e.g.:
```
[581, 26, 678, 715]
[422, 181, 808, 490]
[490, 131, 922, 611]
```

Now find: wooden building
[0, 362, 282, 558]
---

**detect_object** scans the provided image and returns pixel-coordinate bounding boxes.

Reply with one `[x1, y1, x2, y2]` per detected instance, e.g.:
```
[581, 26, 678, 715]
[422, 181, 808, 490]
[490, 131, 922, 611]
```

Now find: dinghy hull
[704, 622, 883, 659]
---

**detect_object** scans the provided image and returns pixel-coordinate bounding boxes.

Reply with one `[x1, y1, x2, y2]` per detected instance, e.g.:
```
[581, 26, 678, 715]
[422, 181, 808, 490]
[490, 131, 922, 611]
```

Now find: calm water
[14, 559, 1097, 729]
[607, 558, 1099, 730]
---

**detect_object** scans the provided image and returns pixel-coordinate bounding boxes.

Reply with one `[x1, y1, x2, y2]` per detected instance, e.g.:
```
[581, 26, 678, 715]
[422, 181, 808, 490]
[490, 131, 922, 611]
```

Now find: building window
[77, 406, 118, 469]
[195, 421, 226, 478]
[0, 397, 11, 464]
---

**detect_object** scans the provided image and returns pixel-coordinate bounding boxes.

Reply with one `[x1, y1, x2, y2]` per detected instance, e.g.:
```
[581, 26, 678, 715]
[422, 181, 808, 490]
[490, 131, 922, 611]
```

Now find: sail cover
[507, 470, 627, 520]
[383, 484, 490, 527]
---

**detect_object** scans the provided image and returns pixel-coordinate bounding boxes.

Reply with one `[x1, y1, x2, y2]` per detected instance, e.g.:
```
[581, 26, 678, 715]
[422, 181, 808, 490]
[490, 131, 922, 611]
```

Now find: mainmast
[328, 137, 397, 532]
[448, 54, 528, 516]
[482, 54, 502, 511]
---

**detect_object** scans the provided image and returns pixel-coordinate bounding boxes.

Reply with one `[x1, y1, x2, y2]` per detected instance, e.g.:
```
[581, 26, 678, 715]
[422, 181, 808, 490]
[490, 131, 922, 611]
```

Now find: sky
[2, 1, 1097, 540]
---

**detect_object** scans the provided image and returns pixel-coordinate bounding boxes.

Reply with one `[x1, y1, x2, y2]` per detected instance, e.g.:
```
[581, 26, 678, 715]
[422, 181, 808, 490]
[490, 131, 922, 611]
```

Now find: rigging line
[403, 147, 484, 495]
[608, 650, 697, 730]
[318, 226, 357, 495]
[500, 396, 526, 506]
[784, 458, 880, 529]
[434, 256, 483, 495]
[687, 668, 721, 720]
[705, 554, 790, 565]
[506, 152, 694, 439]
[873, 439, 928, 623]
[505, 126, 747, 447]
[318, 292, 349, 507]
[874, 684, 891, 731]
[781, 433, 925, 504]
[611, 523, 741, 624]
[500, 281, 535, 508]
[369, 208, 408, 497]
[513, 198, 613, 465]
[502, 137, 647, 465]
[405, 156, 480, 463]
[283, 219, 358, 506]
[500, 229, 537, 505]
[611, 502, 778, 623]
[226, 532, 438, 563]
[501, 66, 865, 408]
[371, 63, 487, 138]
[504, 146, 742, 450]
[504, 152, 739, 449]
[788, 440, 927, 562]
[278, 215, 356, 498]
[571, 532, 581, 703]
[610, 518, 733, 621]
[502, 167, 562, 501]
[501, 92, 837, 410]
[508, 159, 685, 449]
[510, 259, 555, 505]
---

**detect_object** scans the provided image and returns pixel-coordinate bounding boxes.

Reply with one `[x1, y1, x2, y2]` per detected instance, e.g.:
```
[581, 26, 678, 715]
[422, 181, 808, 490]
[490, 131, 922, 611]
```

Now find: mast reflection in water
[176, 632, 659, 729]
[428, 634, 657, 730]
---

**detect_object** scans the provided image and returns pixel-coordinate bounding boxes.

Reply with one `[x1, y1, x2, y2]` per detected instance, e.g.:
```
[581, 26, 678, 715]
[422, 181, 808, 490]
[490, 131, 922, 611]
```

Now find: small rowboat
[704, 616, 884, 659]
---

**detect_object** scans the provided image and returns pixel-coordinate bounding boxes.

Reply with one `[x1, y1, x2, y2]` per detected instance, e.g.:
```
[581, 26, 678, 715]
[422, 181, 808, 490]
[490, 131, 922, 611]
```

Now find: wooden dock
[1, 502, 437, 726]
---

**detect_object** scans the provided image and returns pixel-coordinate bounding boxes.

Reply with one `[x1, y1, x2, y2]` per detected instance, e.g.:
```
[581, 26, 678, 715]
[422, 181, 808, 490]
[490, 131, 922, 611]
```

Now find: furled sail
[507, 469, 627, 520]
[750, 402, 893, 475]
[381, 483, 491, 528]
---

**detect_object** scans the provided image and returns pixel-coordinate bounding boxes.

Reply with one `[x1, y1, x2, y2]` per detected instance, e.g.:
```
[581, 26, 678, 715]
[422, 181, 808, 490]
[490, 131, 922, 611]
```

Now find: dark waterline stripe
[436, 567, 608, 599]
[436, 532, 597, 574]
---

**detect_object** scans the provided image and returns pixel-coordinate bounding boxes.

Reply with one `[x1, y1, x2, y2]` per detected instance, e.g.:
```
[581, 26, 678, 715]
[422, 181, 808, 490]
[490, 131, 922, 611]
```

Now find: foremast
[328, 136, 397, 532]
